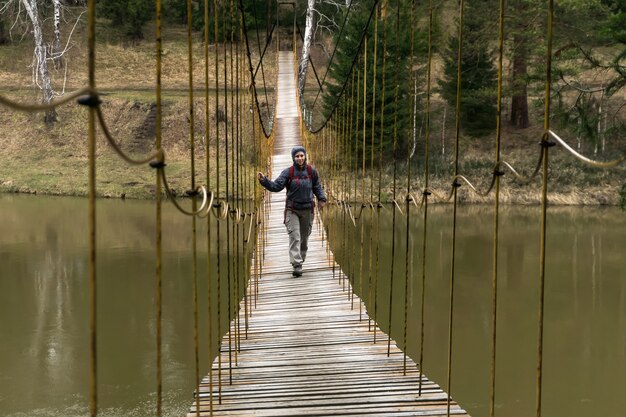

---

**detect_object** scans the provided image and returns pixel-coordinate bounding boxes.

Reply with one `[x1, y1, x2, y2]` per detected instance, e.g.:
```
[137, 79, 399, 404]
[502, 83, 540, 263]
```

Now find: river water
[325, 202, 625, 417]
[0, 194, 624, 416]
[0, 194, 243, 417]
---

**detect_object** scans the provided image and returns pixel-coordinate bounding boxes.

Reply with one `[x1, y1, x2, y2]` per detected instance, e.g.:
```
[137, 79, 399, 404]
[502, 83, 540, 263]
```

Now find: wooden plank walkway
[188, 52, 469, 416]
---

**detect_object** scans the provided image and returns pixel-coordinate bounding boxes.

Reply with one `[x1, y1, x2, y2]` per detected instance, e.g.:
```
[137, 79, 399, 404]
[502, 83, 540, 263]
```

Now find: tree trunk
[0, 16, 8, 45]
[266, 0, 273, 40]
[21, 0, 57, 124]
[510, 32, 529, 129]
[52, 0, 64, 69]
[298, 0, 316, 100]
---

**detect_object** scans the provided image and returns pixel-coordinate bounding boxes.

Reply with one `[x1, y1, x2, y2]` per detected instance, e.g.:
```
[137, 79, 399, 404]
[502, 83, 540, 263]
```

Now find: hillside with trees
[0, 0, 624, 205]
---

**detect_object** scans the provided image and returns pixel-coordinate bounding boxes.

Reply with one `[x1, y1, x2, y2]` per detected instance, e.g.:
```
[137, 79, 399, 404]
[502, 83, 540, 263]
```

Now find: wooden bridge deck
[188, 52, 469, 416]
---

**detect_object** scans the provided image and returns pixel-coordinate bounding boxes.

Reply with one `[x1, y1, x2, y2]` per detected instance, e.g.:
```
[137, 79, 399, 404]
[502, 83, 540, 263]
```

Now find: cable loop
[212, 200, 230, 220]
[196, 191, 216, 219]
[230, 207, 245, 224]
[159, 169, 210, 216]
[244, 212, 256, 244]
[346, 203, 357, 226]
[408, 192, 424, 209]
[392, 199, 404, 216]
[496, 157, 543, 185]
[451, 174, 496, 198]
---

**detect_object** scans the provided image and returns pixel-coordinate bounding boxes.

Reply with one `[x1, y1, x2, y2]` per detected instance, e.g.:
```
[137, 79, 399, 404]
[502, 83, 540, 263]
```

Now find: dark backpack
[285, 164, 317, 214]
[287, 164, 316, 189]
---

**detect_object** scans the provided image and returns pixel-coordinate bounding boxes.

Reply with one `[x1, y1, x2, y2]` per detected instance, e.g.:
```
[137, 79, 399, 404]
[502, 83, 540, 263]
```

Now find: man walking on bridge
[257, 146, 326, 277]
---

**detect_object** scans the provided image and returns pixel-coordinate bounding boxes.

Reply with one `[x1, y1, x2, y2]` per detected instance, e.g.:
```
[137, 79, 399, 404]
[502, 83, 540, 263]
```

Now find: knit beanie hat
[291, 146, 306, 164]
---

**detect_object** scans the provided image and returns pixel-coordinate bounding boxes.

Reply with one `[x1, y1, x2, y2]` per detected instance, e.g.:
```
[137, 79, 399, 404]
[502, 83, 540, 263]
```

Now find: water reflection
[325, 203, 626, 417]
[0, 194, 248, 417]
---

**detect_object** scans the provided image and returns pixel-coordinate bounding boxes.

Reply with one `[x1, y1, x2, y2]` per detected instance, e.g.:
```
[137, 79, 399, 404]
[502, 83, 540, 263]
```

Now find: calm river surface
[326, 202, 625, 417]
[0, 194, 624, 417]
[0, 194, 240, 417]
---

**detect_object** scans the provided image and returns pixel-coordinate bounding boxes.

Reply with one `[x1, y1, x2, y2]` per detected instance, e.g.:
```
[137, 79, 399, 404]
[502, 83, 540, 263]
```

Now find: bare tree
[2, 0, 85, 124]
[298, 0, 346, 101]
[298, 0, 316, 97]
[51, 0, 63, 69]
[21, 0, 56, 124]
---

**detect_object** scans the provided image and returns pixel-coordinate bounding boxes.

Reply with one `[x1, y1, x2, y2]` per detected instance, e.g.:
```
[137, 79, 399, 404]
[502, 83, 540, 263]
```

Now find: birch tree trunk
[52, 0, 63, 69]
[298, 0, 316, 101]
[21, 0, 57, 124]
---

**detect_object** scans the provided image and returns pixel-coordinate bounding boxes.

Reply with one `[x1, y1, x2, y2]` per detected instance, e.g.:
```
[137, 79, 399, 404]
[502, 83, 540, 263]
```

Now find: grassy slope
[0, 15, 273, 199]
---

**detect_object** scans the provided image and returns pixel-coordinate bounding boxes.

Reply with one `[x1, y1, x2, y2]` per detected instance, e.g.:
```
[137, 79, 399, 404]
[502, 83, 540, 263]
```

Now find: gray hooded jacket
[259, 146, 326, 210]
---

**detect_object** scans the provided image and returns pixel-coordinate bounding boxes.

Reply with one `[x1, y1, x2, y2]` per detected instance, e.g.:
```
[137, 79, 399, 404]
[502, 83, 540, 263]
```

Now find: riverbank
[0, 94, 623, 204]
[0, 19, 622, 205]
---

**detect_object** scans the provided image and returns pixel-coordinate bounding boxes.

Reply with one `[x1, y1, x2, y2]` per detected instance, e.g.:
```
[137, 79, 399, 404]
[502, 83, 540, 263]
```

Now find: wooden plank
[187, 51, 469, 417]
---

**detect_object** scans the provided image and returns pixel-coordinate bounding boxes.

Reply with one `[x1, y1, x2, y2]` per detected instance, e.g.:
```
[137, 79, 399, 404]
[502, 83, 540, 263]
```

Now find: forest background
[0, 0, 624, 206]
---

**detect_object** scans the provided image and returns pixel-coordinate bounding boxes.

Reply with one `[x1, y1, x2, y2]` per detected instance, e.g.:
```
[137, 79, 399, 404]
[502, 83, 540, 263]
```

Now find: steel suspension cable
[231, 0, 240, 364]
[230, 0, 239, 370]
[359, 38, 367, 321]
[489, 0, 506, 414]
[536, 1, 555, 416]
[344, 74, 354, 298]
[250, 0, 271, 113]
[402, 0, 417, 374]
[386, 0, 401, 357]
[352, 65, 360, 309]
[367, 9, 378, 333]
[225, 0, 234, 382]
[237, 21, 245, 353]
[418, 0, 434, 397]
[213, 0, 223, 402]
[446, 0, 466, 414]
[341, 97, 348, 291]
[154, 1, 164, 415]
[185, 1, 201, 415]
[202, 0, 215, 413]
[237, 0, 273, 138]
[86, 1, 97, 415]
[374, 4, 388, 344]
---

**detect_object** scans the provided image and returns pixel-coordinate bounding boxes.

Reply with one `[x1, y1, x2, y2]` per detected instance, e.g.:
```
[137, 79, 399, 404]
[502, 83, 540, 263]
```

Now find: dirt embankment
[0, 96, 218, 199]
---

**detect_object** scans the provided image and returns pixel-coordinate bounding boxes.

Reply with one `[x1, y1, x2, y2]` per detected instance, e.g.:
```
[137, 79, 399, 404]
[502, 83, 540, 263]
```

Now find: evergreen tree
[438, 0, 498, 137]
[322, 0, 421, 161]
[97, 0, 153, 39]
[602, 0, 626, 96]
[551, 0, 625, 148]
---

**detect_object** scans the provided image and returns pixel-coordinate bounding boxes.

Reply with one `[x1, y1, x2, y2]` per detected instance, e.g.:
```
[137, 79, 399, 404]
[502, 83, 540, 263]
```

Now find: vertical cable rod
[185, 2, 201, 415]
[489, 0, 506, 413]
[418, 0, 434, 397]
[386, 0, 401, 357]
[402, 0, 417, 374]
[446, 0, 466, 414]
[536, 1, 555, 416]
[86, 0, 97, 415]
[202, 1, 214, 413]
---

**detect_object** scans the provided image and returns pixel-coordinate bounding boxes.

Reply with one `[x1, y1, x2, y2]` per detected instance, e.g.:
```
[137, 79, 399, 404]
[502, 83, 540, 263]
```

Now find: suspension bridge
[187, 51, 468, 416]
[0, 1, 624, 417]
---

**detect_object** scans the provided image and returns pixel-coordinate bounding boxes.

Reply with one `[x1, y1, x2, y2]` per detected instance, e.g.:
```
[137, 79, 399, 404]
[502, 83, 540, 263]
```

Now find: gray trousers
[285, 208, 314, 267]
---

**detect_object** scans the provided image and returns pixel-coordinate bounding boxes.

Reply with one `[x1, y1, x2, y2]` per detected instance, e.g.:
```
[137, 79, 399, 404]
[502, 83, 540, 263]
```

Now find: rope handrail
[549, 129, 626, 168]
[0, 87, 90, 112]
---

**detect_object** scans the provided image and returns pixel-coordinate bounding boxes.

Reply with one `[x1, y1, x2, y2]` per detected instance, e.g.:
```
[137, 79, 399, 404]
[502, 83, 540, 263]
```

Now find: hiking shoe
[292, 265, 303, 277]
